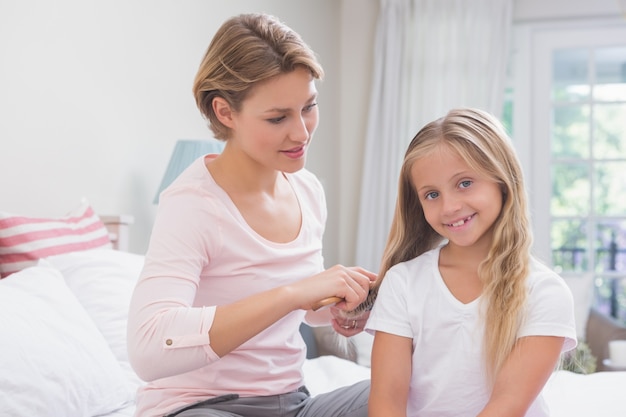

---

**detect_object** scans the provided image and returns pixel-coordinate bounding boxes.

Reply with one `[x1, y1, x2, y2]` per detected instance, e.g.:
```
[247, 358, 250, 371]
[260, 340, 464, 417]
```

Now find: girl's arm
[478, 335, 564, 417]
[369, 331, 412, 417]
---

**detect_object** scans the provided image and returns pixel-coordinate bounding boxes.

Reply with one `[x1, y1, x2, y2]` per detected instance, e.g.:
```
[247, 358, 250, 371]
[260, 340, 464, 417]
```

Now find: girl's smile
[446, 213, 476, 228]
[411, 144, 503, 250]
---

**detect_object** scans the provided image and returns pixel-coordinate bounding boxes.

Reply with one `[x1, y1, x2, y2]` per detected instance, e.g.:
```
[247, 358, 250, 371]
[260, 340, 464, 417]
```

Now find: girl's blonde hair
[192, 13, 324, 140]
[379, 107, 532, 378]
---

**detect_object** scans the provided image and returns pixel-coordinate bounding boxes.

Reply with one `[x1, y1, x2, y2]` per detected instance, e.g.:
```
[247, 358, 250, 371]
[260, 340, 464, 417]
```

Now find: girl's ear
[212, 97, 235, 128]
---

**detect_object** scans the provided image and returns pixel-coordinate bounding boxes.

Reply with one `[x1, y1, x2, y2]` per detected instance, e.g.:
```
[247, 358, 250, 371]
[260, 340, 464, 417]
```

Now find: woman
[127, 13, 376, 417]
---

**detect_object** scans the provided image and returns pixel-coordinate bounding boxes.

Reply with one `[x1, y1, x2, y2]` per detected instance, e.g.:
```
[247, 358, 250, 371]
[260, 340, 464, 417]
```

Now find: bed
[1, 202, 625, 417]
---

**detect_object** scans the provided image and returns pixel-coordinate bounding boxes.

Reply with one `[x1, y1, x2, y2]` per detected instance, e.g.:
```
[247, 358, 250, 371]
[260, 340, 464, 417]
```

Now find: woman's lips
[282, 145, 305, 159]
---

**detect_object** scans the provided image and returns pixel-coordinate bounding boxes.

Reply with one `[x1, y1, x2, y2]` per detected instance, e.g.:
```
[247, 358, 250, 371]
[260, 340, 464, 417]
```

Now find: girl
[127, 13, 375, 417]
[365, 108, 577, 417]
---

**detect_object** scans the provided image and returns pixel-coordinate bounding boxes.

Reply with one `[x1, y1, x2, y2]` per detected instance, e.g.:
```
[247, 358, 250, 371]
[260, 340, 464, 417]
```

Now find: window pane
[551, 163, 590, 216]
[594, 221, 626, 273]
[594, 276, 626, 323]
[594, 103, 626, 159]
[552, 219, 588, 272]
[593, 46, 626, 101]
[552, 105, 590, 158]
[553, 48, 590, 101]
[594, 161, 626, 216]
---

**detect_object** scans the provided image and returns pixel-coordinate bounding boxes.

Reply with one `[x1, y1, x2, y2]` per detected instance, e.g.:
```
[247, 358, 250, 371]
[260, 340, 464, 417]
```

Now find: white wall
[513, 0, 623, 21]
[337, 0, 378, 264]
[1, 0, 622, 266]
[0, 0, 350, 262]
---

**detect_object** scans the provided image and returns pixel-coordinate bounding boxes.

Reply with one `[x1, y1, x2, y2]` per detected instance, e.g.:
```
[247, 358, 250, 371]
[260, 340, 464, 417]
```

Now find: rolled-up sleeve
[127, 271, 221, 382]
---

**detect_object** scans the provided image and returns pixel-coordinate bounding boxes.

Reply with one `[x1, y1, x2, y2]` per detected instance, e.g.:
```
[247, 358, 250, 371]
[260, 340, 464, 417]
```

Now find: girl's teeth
[450, 216, 471, 227]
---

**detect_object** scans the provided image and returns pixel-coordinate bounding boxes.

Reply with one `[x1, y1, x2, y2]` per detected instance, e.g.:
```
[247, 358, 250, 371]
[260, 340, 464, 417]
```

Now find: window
[551, 45, 626, 321]
[512, 20, 626, 324]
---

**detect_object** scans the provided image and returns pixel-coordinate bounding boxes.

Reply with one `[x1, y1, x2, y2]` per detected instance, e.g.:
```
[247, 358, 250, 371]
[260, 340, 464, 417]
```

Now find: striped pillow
[0, 201, 112, 278]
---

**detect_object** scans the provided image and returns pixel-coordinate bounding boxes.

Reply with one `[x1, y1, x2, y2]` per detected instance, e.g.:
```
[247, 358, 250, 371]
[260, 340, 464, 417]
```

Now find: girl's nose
[441, 194, 462, 214]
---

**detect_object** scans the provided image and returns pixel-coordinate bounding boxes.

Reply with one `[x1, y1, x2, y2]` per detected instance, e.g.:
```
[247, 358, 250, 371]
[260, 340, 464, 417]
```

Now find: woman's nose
[290, 116, 309, 143]
[292, 110, 318, 143]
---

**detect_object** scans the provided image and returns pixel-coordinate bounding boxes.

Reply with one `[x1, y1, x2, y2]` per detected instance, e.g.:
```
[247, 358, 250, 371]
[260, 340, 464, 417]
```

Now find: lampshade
[153, 139, 225, 204]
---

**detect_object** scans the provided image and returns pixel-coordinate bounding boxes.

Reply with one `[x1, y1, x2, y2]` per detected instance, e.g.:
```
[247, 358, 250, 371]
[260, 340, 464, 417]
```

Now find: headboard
[100, 214, 134, 252]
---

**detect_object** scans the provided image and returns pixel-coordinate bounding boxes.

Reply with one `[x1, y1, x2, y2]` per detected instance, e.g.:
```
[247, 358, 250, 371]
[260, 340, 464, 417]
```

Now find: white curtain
[355, 0, 514, 272]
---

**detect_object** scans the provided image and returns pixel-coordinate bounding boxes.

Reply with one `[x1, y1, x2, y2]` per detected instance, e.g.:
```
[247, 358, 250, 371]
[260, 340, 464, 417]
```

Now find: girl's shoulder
[528, 256, 564, 281]
[526, 255, 572, 298]
[389, 245, 442, 275]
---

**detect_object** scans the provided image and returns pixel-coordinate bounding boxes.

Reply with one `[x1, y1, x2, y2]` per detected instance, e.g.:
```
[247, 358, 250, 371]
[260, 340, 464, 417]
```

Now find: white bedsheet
[543, 369, 626, 417]
[9, 234, 623, 417]
[111, 356, 626, 417]
[305, 356, 626, 417]
[105, 406, 135, 417]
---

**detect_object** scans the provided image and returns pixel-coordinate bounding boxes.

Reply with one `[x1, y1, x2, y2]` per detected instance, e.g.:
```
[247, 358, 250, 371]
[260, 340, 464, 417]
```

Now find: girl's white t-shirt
[365, 245, 577, 417]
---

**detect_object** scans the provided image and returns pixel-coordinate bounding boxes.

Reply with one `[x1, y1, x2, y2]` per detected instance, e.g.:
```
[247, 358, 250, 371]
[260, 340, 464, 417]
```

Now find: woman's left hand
[330, 308, 370, 337]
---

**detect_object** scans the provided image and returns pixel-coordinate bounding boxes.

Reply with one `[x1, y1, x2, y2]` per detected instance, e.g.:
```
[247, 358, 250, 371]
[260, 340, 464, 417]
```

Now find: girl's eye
[459, 180, 472, 189]
[425, 191, 439, 200]
[304, 102, 318, 112]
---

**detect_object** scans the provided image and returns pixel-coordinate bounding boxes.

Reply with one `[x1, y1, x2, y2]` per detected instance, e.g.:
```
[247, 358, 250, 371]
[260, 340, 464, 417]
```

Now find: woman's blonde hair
[192, 13, 324, 140]
[379, 107, 532, 378]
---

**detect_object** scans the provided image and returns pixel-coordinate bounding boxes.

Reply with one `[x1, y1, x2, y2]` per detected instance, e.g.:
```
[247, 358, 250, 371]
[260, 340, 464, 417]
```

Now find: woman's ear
[212, 97, 234, 128]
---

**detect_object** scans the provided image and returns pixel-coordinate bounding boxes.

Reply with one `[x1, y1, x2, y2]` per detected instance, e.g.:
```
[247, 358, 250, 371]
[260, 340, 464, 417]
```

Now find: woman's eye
[459, 180, 472, 189]
[304, 102, 318, 112]
[268, 116, 286, 124]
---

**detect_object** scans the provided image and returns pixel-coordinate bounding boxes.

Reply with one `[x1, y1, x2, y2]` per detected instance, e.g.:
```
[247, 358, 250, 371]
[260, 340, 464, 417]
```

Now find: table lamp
[153, 139, 225, 204]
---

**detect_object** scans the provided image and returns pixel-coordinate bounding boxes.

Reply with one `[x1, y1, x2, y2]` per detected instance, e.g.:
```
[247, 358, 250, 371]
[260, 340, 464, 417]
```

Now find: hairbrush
[312, 287, 378, 319]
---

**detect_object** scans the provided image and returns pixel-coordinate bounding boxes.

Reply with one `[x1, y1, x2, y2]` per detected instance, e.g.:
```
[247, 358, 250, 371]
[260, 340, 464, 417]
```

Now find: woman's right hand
[292, 265, 377, 312]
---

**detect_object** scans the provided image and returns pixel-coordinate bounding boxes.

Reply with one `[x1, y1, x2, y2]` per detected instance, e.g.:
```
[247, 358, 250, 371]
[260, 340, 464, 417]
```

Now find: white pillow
[303, 356, 370, 396]
[0, 266, 133, 417]
[39, 250, 144, 360]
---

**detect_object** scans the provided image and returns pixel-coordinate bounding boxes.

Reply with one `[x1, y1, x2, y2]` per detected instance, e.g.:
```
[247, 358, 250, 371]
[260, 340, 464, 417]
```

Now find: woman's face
[229, 66, 319, 174]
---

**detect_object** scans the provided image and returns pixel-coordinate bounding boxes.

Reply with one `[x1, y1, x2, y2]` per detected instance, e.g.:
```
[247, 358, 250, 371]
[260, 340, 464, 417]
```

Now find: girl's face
[228, 66, 319, 174]
[410, 144, 503, 250]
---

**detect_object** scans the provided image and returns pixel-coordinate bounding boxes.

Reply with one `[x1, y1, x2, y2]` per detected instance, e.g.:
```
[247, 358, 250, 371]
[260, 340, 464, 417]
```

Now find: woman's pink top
[127, 155, 327, 417]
